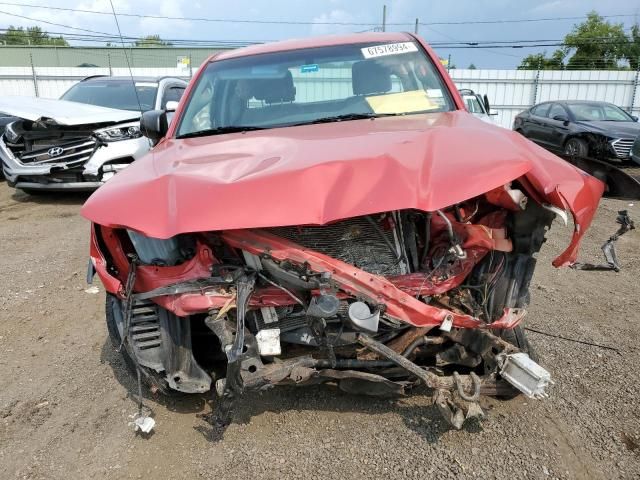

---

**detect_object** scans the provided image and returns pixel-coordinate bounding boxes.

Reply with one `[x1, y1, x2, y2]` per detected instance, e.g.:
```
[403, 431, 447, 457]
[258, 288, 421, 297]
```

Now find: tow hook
[357, 334, 485, 430]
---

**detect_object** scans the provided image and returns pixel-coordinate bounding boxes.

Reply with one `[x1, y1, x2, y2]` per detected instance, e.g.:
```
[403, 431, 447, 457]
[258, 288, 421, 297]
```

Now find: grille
[129, 301, 162, 351]
[611, 138, 634, 158]
[631, 138, 640, 157]
[18, 137, 97, 167]
[268, 215, 405, 275]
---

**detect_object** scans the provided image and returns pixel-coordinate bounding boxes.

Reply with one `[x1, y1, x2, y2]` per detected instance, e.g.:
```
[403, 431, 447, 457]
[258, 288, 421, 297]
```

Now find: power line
[0, 10, 637, 53]
[0, 28, 265, 47]
[420, 14, 639, 26]
[0, 1, 637, 27]
[0, 9, 114, 36]
[0, 20, 636, 51]
[0, 12, 267, 46]
[422, 25, 522, 59]
[0, 1, 404, 26]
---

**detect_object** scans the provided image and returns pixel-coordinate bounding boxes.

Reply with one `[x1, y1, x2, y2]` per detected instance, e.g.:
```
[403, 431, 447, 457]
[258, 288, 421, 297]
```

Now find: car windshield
[567, 103, 633, 122]
[176, 41, 454, 138]
[60, 79, 158, 111]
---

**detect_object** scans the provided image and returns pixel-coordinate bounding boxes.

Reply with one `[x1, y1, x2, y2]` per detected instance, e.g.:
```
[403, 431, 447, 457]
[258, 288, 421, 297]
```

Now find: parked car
[82, 32, 604, 430]
[458, 88, 498, 124]
[0, 114, 18, 179]
[0, 76, 187, 193]
[631, 135, 640, 165]
[513, 100, 640, 163]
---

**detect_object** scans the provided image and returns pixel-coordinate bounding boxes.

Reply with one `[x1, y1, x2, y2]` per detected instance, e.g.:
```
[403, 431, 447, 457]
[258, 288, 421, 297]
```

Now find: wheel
[564, 137, 589, 157]
[105, 293, 179, 396]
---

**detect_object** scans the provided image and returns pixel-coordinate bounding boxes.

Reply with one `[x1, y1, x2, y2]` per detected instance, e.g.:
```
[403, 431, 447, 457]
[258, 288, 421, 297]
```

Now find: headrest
[352, 61, 391, 95]
[252, 70, 296, 104]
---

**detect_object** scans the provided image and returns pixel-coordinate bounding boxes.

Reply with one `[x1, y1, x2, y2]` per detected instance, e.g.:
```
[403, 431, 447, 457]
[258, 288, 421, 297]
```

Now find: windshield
[176, 41, 454, 138]
[567, 103, 633, 122]
[61, 79, 158, 111]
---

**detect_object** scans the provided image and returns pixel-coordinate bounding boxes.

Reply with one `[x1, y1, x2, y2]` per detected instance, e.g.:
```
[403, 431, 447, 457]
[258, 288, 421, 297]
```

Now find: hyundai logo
[48, 146, 64, 158]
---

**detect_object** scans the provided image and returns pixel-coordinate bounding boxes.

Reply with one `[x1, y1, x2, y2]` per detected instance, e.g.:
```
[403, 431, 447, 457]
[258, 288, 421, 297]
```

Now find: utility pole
[414, 18, 419, 34]
[630, 56, 640, 115]
[29, 53, 39, 97]
[382, 5, 386, 32]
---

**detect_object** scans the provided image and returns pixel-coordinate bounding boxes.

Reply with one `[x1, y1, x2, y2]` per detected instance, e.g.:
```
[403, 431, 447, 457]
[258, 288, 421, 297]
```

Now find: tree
[133, 35, 172, 47]
[624, 24, 640, 70]
[468, 63, 477, 70]
[518, 50, 565, 70]
[517, 11, 630, 70]
[563, 11, 627, 69]
[0, 26, 68, 46]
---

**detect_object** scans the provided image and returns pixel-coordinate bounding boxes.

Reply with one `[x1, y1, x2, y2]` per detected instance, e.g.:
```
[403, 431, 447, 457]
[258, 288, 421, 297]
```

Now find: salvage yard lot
[0, 181, 639, 480]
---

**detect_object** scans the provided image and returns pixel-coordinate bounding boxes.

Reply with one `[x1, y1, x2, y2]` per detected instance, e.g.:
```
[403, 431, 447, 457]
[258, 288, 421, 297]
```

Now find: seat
[352, 61, 392, 95]
[252, 71, 296, 104]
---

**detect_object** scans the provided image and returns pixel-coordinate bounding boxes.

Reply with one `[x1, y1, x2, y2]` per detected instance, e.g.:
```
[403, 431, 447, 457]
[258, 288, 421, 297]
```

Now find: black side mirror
[553, 114, 569, 125]
[632, 115, 638, 122]
[483, 94, 490, 113]
[140, 110, 168, 143]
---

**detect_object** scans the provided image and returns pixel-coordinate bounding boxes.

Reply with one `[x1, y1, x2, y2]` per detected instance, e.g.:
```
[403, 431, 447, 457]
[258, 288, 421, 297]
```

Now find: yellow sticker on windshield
[365, 90, 437, 114]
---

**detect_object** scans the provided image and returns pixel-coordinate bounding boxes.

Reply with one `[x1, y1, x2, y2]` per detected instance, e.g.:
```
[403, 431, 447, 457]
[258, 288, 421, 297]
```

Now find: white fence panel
[451, 69, 539, 128]
[1, 67, 639, 130]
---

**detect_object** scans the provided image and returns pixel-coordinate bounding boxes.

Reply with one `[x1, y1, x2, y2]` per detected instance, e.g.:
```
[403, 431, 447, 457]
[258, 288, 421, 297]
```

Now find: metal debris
[572, 210, 635, 272]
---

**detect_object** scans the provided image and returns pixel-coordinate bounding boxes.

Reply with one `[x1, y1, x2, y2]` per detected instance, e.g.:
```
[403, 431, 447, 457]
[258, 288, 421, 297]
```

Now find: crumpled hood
[0, 96, 140, 126]
[82, 111, 604, 265]
[575, 120, 640, 138]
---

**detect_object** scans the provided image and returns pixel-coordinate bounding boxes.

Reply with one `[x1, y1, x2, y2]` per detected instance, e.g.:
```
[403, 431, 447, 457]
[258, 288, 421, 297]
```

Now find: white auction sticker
[361, 42, 418, 59]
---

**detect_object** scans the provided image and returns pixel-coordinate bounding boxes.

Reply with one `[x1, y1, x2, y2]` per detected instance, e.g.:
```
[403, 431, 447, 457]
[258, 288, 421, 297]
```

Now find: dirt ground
[0, 180, 639, 480]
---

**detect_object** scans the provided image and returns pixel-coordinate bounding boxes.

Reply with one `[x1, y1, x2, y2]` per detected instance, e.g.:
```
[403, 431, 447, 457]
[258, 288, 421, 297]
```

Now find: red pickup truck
[81, 32, 604, 430]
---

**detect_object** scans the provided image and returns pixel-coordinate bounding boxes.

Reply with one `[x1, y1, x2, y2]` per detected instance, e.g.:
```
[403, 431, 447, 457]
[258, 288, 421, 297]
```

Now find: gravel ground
[0, 181, 639, 479]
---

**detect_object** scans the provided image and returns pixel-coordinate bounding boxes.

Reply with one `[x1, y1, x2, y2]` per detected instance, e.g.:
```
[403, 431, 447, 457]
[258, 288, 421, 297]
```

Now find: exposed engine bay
[92, 183, 560, 430]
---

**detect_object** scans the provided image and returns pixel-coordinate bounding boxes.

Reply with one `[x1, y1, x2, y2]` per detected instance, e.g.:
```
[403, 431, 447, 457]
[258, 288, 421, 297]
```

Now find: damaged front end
[90, 185, 561, 429]
[0, 118, 147, 192]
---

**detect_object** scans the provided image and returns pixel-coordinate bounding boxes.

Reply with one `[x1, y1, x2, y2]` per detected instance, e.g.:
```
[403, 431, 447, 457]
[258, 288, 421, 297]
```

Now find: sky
[1, 0, 640, 68]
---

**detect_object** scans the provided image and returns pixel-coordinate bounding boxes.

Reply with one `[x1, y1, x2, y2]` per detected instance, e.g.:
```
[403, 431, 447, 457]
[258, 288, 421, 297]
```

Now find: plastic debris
[84, 286, 100, 294]
[129, 412, 155, 433]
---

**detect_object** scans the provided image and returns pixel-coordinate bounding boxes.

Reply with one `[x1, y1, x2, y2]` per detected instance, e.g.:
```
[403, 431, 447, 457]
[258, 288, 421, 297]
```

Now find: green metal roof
[0, 46, 233, 68]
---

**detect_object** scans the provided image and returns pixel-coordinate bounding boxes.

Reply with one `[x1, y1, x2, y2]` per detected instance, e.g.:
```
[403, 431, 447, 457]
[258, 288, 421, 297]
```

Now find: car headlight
[4, 121, 20, 143]
[95, 122, 142, 142]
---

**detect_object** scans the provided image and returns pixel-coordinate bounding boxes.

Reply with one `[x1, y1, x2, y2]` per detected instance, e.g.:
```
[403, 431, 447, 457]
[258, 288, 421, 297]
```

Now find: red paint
[83, 32, 604, 328]
[95, 226, 216, 294]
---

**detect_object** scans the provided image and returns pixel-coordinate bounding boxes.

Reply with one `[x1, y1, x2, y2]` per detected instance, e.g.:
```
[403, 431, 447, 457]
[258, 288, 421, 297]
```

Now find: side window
[465, 97, 483, 113]
[162, 86, 186, 109]
[531, 103, 550, 117]
[547, 103, 566, 119]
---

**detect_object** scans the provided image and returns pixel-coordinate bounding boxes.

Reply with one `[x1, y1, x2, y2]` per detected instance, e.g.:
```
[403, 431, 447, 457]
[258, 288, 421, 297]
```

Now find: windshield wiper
[176, 125, 267, 139]
[300, 113, 401, 125]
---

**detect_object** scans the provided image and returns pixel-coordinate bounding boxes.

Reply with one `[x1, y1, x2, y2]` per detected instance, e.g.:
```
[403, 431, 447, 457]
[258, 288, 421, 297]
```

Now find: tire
[564, 137, 589, 157]
[498, 325, 538, 362]
[492, 325, 538, 400]
[479, 252, 540, 398]
[105, 294, 178, 396]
